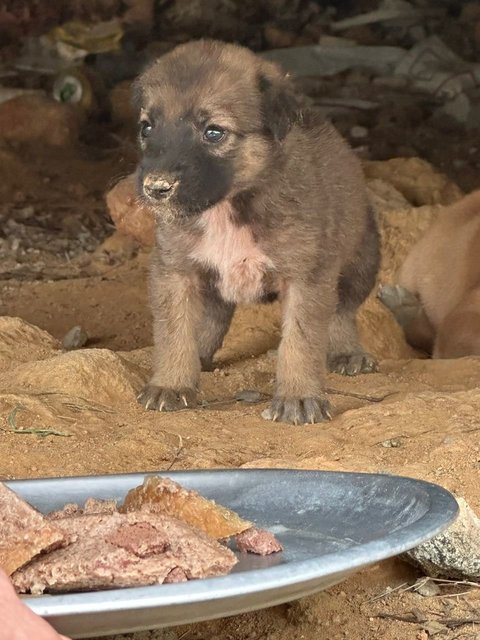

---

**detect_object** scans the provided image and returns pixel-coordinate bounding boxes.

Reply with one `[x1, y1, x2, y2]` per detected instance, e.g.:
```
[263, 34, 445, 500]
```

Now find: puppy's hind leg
[328, 208, 380, 376]
[327, 311, 378, 375]
[198, 284, 235, 371]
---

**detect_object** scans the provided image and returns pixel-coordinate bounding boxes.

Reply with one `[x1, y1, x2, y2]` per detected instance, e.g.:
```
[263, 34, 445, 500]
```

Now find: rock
[235, 389, 263, 403]
[91, 230, 140, 267]
[405, 497, 480, 580]
[0, 317, 59, 371]
[363, 158, 464, 206]
[0, 349, 146, 405]
[106, 174, 155, 247]
[439, 93, 471, 126]
[350, 125, 368, 140]
[413, 577, 441, 597]
[366, 178, 411, 212]
[358, 294, 416, 360]
[110, 80, 136, 129]
[62, 326, 89, 351]
[356, 192, 448, 360]
[0, 95, 80, 146]
[376, 204, 441, 282]
[381, 438, 402, 448]
[364, 201, 437, 356]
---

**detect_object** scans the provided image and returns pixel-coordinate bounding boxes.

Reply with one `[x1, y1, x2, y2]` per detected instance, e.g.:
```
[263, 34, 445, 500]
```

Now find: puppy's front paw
[262, 395, 332, 425]
[137, 385, 197, 411]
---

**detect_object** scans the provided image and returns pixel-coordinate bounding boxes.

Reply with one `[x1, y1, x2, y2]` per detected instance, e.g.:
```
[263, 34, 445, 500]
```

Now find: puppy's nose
[143, 174, 178, 200]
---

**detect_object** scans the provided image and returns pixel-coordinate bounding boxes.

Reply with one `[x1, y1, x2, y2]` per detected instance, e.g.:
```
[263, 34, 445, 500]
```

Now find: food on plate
[13, 510, 237, 594]
[0, 475, 283, 595]
[0, 482, 67, 576]
[122, 475, 252, 539]
[235, 527, 283, 555]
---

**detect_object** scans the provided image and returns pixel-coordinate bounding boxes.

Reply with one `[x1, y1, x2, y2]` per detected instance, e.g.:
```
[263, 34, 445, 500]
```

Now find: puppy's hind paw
[328, 352, 378, 376]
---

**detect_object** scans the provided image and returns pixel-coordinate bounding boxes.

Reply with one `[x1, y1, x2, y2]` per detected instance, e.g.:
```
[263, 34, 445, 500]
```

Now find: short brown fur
[134, 40, 380, 425]
[396, 190, 480, 358]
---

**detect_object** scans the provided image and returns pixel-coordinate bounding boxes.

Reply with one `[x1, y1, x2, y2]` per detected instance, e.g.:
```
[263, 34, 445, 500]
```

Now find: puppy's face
[134, 40, 297, 217]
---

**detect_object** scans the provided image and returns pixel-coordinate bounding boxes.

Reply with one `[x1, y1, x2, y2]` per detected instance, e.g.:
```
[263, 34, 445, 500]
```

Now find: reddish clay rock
[106, 174, 155, 246]
[110, 80, 136, 129]
[0, 316, 59, 371]
[0, 95, 80, 146]
[363, 157, 463, 206]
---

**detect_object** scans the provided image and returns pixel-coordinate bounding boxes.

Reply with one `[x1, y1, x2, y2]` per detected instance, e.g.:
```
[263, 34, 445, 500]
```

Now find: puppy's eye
[204, 125, 226, 143]
[140, 120, 153, 138]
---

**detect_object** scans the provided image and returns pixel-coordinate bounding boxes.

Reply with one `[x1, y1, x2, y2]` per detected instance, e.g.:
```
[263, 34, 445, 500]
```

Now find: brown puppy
[134, 40, 380, 425]
[379, 190, 480, 358]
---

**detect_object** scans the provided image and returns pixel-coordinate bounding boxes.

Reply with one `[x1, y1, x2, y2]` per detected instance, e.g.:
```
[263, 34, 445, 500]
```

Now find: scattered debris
[262, 44, 405, 78]
[331, 0, 431, 32]
[375, 610, 480, 633]
[4, 405, 71, 438]
[49, 19, 124, 58]
[394, 36, 480, 100]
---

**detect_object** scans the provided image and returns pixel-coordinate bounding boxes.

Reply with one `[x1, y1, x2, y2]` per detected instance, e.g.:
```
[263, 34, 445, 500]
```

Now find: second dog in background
[379, 190, 480, 359]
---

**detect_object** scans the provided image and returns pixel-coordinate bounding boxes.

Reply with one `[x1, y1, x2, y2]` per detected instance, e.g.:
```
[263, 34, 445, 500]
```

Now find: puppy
[134, 40, 380, 425]
[379, 190, 480, 358]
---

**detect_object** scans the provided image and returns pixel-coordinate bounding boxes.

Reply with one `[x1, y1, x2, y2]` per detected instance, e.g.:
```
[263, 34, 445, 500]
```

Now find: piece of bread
[0, 482, 67, 576]
[121, 476, 252, 539]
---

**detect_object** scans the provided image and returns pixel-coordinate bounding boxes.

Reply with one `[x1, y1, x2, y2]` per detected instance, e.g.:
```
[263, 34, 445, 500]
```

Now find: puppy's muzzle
[143, 174, 179, 201]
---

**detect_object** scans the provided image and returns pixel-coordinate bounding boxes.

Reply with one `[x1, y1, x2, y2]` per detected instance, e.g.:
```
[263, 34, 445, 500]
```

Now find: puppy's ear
[258, 72, 298, 142]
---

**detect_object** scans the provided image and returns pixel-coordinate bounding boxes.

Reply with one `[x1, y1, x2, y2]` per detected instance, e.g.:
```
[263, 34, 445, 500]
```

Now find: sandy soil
[0, 117, 479, 640]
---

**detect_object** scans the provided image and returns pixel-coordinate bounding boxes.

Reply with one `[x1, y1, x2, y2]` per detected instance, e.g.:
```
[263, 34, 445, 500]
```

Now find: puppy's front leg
[265, 277, 337, 425]
[138, 265, 202, 412]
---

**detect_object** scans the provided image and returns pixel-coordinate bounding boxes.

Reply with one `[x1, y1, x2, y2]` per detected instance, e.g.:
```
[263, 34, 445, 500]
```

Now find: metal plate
[8, 469, 457, 638]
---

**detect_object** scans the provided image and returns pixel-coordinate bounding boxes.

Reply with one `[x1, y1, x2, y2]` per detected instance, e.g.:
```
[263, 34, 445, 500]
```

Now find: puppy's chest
[189, 204, 275, 304]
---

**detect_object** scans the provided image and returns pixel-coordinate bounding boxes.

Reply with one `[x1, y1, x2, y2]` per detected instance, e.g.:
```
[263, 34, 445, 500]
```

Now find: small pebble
[350, 125, 368, 140]
[381, 438, 402, 448]
[413, 577, 441, 597]
[62, 325, 88, 351]
[235, 389, 263, 403]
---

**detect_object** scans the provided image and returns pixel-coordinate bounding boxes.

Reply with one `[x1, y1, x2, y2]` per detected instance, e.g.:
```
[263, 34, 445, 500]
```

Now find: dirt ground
[1, 142, 479, 640]
[1, 1, 480, 637]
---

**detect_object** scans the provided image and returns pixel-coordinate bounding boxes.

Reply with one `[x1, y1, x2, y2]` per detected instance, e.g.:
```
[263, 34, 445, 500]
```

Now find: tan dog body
[395, 191, 480, 358]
